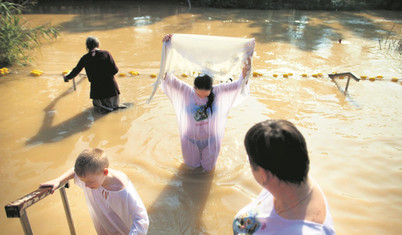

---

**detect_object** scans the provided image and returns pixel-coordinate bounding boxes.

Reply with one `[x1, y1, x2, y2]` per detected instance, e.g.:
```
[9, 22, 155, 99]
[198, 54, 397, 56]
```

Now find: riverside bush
[0, 0, 59, 67]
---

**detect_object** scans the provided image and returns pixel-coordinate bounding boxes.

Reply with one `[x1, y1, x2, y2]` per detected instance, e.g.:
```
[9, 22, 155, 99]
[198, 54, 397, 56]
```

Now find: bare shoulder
[280, 183, 327, 224]
[106, 169, 129, 191]
[305, 184, 327, 224]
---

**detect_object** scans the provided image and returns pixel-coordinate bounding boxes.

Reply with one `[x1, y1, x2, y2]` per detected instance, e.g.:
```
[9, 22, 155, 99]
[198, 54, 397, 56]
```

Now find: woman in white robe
[161, 34, 254, 171]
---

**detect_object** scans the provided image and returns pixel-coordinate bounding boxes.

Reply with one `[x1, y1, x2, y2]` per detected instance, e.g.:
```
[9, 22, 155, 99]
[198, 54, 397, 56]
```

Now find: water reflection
[133, 16, 156, 26]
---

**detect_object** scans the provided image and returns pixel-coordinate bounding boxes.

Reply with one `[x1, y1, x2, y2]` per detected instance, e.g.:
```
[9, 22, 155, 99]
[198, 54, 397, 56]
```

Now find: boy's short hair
[74, 148, 109, 177]
[244, 119, 309, 184]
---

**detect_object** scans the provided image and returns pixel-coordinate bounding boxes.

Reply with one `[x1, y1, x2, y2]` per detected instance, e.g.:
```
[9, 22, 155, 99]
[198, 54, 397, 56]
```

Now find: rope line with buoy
[1, 67, 400, 85]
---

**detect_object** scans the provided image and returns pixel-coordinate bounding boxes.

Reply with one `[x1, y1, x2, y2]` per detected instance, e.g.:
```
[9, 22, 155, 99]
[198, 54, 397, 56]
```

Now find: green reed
[0, 0, 59, 67]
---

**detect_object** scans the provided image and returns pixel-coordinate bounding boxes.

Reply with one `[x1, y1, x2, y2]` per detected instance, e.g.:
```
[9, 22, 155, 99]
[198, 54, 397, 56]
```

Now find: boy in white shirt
[40, 148, 149, 235]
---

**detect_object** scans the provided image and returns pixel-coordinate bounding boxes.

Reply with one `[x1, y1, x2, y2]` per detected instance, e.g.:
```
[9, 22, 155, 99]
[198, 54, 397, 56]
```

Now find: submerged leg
[181, 137, 202, 168]
[92, 95, 120, 113]
[200, 140, 219, 171]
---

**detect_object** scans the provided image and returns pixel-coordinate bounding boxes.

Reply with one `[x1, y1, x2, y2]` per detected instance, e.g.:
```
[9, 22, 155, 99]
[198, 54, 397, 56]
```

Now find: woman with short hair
[233, 119, 336, 234]
[64, 36, 122, 113]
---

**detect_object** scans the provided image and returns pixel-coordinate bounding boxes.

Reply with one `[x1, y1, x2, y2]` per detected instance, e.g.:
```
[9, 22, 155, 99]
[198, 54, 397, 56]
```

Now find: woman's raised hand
[247, 39, 255, 57]
[242, 56, 252, 78]
[162, 34, 173, 43]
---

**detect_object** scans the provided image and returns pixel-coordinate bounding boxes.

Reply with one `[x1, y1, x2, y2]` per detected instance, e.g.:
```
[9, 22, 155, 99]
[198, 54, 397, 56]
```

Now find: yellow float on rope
[369, 77, 376, 81]
[62, 70, 70, 75]
[0, 67, 9, 76]
[252, 72, 263, 77]
[150, 74, 157, 78]
[283, 74, 288, 78]
[312, 74, 318, 78]
[376, 75, 383, 79]
[30, 69, 44, 76]
[129, 71, 139, 76]
[391, 77, 398, 82]
[273, 74, 278, 78]
[301, 73, 308, 77]
[182, 73, 188, 77]
[119, 73, 126, 77]
[360, 75, 367, 80]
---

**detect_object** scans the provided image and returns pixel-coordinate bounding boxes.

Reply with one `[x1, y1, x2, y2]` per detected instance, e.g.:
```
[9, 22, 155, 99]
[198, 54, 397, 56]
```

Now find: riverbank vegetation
[0, 0, 59, 67]
[379, 25, 402, 57]
[34, 0, 402, 10]
[195, 0, 401, 10]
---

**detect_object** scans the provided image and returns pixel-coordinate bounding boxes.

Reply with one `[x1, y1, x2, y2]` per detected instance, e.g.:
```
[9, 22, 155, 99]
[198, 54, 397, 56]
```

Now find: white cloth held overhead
[147, 34, 255, 103]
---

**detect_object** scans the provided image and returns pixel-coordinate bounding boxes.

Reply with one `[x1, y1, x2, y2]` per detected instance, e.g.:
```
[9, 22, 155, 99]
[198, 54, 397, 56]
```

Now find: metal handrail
[4, 182, 76, 235]
[328, 72, 360, 94]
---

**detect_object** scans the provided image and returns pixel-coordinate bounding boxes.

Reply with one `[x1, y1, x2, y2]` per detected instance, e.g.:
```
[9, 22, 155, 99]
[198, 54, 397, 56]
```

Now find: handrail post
[60, 187, 76, 235]
[20, 209, 33, 235]
[344, 76, 351, 93]
[328, 72, 360, 94]
[5, 182, 75, 235]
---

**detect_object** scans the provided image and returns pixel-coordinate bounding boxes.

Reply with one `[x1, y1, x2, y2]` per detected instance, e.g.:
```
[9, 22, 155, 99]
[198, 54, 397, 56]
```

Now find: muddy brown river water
[0, 2, 401, 234]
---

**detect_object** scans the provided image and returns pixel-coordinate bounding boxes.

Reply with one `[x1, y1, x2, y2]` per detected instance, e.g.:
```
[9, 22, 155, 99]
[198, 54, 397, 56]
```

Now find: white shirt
[233, 187, 336, 234]
[74, 173, 149, 235]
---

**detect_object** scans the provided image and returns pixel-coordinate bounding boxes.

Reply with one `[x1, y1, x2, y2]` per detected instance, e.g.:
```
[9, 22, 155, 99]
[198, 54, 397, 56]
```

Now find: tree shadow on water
[26, 76, 106, 146]
[31, 1, 190, 33]
[148, 164, 214, 234]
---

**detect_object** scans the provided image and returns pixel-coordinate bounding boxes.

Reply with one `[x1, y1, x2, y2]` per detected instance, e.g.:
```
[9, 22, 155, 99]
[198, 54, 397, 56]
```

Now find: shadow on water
[193, 10, 397, 51]
[245, 10, 344, 50]
[335, 11, 401, 40]
[147, 164, 214, 234]
[190, 10, 397, 52]
[29, 2, 400, 52]
[26, 76, 107, 146]
[31, 1, 190, 33]
[187, 9, 343, 51]
[247, 10, 401, 50]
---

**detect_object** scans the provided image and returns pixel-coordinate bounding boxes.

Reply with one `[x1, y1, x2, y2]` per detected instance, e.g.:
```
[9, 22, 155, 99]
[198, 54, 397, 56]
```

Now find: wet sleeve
[107, 51, 119, 76]
[127, 185, 149, 235]
[65, 56, 85, 80]
[214, 73, 246, 108]
[162, 73, 192, 106]
[73, 173, 84, 189]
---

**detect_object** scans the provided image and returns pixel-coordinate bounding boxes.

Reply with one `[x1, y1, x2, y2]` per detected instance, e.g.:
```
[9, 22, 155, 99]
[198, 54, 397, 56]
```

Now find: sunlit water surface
[0, 2, 401, 234]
